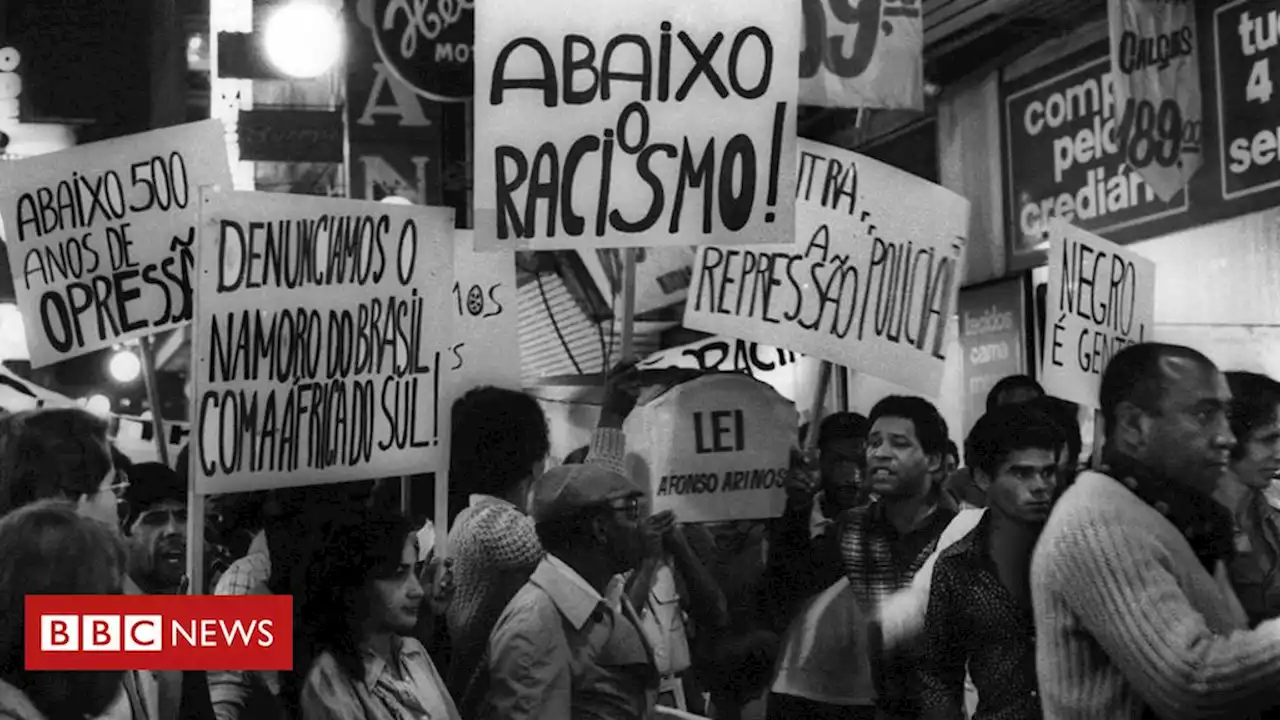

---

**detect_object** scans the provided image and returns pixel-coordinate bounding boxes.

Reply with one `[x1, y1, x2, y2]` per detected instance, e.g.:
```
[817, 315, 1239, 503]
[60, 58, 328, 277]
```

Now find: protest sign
[452, 230, 520, 390]
[1108, 0, 1203, 202]
[800, 0, 924, 110]
[1040, 219, 1155, 408]
[192, 191, 457, 494]
[472, 0, 800, 251]
[683, 138, 969, 398]
[623, 373, 795, 523]
[0, 120, 231, 368]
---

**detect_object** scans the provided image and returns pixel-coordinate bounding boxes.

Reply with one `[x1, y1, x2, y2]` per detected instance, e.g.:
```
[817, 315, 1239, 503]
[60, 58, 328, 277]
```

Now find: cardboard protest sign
[1041, 219, 1156, 408]
[473, 0, 800, 251]
[683, 139, 969, 398]
[192, 191, 456, 494]
[452, 231, 520, 390]
[800, 0, 924, 110]
[1108, 0, 1202, 202]
[0, 120, 231, 368]
[623, 373, 796, 523]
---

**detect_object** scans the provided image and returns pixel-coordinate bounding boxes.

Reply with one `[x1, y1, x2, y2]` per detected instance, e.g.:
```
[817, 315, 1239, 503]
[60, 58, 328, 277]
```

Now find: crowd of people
[0, 342, 1279, 719]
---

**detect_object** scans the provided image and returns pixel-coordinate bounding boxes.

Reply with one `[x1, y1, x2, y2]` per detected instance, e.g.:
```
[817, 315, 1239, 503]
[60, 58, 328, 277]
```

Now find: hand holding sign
[639, 510, 677, 560]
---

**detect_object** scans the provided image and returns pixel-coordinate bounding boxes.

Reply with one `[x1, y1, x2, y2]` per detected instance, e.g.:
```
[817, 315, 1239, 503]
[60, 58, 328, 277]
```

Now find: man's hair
[1026, 395, 1083, 466]
[450, 386, 550, 498]
[966, 403, 1065, 477]
[944, 440, 959, 464]
[817, 412, 869, 449]
[0, 500, 127, 719]
[985, 374, 1044, 412]
[535, 508, 607, 557]
[867, 396, 949, 457]
[0, 408, 113, 516]
[1099, 343, 1216, 440]
[121, 462, 185, 529]
[1226, 371, 1280, 462]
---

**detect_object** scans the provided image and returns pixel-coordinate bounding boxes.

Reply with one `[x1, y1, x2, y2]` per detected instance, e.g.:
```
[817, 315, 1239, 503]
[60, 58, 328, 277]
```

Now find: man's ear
[926, 451, 943, 475]
[1112, 401, 1149, 453]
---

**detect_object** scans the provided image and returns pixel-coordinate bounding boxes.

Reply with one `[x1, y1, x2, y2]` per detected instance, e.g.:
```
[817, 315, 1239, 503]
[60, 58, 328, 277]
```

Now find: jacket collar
[531, 555, 608, 631]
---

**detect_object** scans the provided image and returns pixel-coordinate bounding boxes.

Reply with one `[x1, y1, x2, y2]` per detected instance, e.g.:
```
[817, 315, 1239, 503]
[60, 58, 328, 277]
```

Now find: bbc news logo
[26, 595, 291, 671]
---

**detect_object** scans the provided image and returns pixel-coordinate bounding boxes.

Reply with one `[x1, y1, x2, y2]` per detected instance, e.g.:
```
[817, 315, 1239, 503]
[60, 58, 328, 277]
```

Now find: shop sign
[1002, 43, 1189, 267]
[370, 0, 474, 102]
[957, 275, 1029, 435]
[1212, 0, 1280, 201]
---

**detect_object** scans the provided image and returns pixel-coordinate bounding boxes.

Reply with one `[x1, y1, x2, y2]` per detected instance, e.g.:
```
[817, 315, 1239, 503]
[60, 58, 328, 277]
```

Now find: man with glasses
[481, 463, 657, 720]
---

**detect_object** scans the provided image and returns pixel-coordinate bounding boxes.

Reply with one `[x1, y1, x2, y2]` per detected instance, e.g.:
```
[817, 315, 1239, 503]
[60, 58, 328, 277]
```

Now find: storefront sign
[1213, 0, 1280, 201]
[958, 276, 1029, 434]
[622, 373, 796, 523]
[0, 120, 231, 368]
[685, 138, 968, 398]
[1108, 0, 1203, 202]
[472, 0, 800, 251]
[237, 109, 343, 163]
[1002, 43, 1189, 267]
[192, 191, 456, 494]
[370, 0, 474, 102]
[1040, 219, 1155, 409]
[799, 0, 924, 110]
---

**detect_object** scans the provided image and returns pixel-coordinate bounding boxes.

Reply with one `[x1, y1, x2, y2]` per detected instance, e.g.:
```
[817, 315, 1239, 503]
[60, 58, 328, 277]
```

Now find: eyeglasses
[607, 496, 641, 521]
[135, 508, 188, 528]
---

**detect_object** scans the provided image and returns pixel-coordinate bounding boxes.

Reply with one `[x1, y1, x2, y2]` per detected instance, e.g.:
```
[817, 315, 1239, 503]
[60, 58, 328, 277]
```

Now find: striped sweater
[1032, 471, 1280, 719]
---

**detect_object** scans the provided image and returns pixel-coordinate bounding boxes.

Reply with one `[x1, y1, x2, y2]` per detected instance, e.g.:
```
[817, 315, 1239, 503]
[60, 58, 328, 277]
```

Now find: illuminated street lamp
[85, 394, 112, 417]
[109, 349, 142, 384]
[263, 1, 343, 79]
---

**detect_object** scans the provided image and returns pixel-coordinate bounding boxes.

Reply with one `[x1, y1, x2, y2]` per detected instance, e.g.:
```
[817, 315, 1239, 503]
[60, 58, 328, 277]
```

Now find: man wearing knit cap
[481, 463, 658, 720]
[1032, 342, 1280, 718]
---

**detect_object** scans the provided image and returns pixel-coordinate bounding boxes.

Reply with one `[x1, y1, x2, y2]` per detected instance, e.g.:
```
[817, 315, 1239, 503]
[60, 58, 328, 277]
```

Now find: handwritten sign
[800, 0, 924, 110]
[192, 191, 456, 494]
[1041, 219, 1155, 409]
[1107, 0, 1203, 201]
[639, 335, 800, 378]
[0, 120, 231, 368]
[623, 373, 795, 523]
[452, 230, 520, 390]
[684, 138, 969, 397]
[473, 0, 800, 251]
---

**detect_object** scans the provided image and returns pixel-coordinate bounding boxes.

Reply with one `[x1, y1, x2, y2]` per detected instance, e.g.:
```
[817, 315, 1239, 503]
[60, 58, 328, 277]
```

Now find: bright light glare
[381, 196, 413, 205]
[263, 2, 342, 78]
[85, 394, 112, 417]
[109, 350, 142, 383]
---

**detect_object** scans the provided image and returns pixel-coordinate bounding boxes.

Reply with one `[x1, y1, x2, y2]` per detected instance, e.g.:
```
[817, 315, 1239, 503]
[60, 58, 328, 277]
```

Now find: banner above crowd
[473, 0, 800, 251]
[192, 191, 457, 494]
[799, 0, 924, 110]
[684, 139, 969, 398]
[0, 120, 231, 368]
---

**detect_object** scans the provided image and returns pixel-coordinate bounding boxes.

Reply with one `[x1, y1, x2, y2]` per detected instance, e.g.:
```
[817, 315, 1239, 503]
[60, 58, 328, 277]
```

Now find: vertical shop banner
[623, 374, 796, 523]
[192, 191, 456, 494]
[0, 120, 231, 368]
[452, 231, 520, 390]
[799, 0, 924, 110]
[1213, 0, 1280, 201]
[1002, 44, 1188, 268]
[958, 277, 1028, 435]
[1041, 219, 1155, 409]
[1108, 0, 1203, 202]
[472, 0, 801, 251]
[684, 138, 968, 398]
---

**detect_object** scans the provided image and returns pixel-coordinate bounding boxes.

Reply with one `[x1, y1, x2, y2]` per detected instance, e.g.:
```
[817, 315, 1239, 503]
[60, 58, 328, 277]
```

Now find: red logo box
[25, 595, 292, 671]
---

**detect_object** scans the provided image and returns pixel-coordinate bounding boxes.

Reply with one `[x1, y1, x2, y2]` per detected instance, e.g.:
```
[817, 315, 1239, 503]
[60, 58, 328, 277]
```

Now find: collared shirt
[482, 555, 657, 720]
[300, 637, 460, 720]
[609, 563, 691, 678]
[919, 514, 1041, 720]
[1226, 490, 1280, 625]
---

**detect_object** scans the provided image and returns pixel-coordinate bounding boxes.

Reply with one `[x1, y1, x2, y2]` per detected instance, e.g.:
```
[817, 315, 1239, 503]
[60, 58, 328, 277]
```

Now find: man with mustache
[919, 403, 1065, 720]
[121, 462, 190, 595]
[1032, 343, 1280, 719]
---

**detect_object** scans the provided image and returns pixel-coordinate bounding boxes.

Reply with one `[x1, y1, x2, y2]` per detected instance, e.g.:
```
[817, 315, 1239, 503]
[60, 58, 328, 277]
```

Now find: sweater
[1032, 470, 1280, 719]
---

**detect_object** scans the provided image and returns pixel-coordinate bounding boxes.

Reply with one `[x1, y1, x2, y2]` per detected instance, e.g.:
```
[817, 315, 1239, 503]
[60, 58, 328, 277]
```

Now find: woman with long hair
[0, 500, 129, 719]
[293, 506, 458, 720]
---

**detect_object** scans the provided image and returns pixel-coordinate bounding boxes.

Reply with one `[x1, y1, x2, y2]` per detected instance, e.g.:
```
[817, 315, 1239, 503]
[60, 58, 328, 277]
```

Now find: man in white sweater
[1032, 343, 1280, 718]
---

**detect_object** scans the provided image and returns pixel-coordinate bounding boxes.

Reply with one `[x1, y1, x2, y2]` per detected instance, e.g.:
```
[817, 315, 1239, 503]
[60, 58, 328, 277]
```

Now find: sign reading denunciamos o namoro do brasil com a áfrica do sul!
[0, 119, 231, 368]
[193, 190, 457, 494]
[472, 0, 801, 251]
[682, 138, 970, 399]
[1040, 218, 1155, 409]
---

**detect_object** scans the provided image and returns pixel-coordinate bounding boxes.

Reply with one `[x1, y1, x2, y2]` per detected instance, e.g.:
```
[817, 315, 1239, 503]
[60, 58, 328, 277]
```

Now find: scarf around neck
[1100, 456, 1235, 572]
